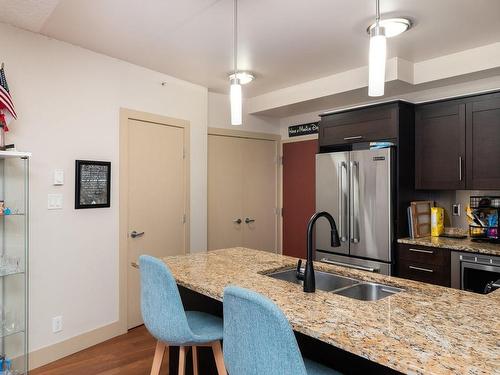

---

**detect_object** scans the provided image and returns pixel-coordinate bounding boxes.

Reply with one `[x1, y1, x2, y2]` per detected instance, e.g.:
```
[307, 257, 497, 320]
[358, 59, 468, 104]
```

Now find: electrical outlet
[52, 316, 63, 333]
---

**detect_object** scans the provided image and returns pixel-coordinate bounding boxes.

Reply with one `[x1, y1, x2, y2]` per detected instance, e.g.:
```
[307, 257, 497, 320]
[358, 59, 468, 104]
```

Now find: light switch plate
[452, 204, 461, 216]
[48, 194, 63, 210]
[53, 169, 64, 185]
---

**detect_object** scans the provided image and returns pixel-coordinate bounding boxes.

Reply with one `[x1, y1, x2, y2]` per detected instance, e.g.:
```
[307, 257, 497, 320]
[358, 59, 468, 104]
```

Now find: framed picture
[75, 160, 111, 209]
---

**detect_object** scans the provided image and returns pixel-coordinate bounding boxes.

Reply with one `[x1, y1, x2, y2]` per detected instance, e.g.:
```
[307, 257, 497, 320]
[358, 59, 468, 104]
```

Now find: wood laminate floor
[31, 325, 167, 375]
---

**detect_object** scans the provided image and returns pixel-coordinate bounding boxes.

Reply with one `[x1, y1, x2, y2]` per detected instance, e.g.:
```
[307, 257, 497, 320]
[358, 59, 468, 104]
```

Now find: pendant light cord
[375, 0, 380, 25]
[233, 0, 238, 75]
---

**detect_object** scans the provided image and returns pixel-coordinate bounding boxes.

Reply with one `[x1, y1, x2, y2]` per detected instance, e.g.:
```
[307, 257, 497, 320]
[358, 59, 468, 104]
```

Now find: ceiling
[1, 0, 499, 97]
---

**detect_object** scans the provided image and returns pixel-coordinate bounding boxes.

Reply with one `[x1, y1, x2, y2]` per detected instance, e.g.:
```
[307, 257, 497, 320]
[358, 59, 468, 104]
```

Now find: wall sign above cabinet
[288, 122, 319, 138]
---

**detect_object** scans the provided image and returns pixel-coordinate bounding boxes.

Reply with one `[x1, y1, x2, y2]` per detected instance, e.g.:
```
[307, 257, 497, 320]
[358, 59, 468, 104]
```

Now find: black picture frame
[75, 160, 111, 209]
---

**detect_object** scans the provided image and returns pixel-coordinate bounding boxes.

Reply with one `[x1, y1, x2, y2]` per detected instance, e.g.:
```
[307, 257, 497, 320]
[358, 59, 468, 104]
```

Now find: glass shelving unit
[0, 151, 30, 374]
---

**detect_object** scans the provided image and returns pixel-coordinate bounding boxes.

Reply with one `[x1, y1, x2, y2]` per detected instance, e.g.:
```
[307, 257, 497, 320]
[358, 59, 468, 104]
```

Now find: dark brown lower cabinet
[397, 243, 451, 287]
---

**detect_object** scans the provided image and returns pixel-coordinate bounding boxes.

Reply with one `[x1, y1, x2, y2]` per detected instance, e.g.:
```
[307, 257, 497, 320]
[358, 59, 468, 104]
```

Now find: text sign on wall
[288, 122, 319, 138]
[75, 160, 111, 209]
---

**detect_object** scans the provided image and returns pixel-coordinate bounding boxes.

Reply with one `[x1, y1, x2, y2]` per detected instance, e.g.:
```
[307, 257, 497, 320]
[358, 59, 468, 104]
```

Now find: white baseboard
[29, 321, 125, 370]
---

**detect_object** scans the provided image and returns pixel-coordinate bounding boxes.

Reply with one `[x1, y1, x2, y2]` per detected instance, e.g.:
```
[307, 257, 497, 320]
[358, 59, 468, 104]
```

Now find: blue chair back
[139, 255, 193, 345]
[223, 286, 308, 375]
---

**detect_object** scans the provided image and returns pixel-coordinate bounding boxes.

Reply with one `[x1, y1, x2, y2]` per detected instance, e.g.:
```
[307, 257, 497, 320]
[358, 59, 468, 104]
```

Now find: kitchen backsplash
[423, 190, 500, 229]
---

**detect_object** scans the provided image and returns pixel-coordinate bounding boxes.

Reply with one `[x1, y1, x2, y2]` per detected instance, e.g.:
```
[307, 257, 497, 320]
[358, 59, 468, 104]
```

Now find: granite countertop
[163, 248, 500, 375]
[398, 236, 500, 256]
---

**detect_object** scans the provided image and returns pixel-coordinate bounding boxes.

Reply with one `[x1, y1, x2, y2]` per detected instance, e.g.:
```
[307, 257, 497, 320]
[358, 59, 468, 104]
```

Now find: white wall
[208, 92, 280, 133]
[0, 23, 208, 353]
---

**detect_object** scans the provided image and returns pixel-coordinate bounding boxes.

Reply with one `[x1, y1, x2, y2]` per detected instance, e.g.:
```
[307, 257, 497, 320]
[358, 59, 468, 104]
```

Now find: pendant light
[368, 0, 386, 97]
[230, 0, 242, 125]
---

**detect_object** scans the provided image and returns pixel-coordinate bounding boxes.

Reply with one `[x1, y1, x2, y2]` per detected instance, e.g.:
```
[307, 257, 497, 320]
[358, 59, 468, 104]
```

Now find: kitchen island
[163, 248, 499, 375]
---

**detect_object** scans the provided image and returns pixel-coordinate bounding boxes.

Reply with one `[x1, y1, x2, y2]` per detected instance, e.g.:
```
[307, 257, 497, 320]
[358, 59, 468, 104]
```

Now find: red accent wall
[282, 139, 317, 258]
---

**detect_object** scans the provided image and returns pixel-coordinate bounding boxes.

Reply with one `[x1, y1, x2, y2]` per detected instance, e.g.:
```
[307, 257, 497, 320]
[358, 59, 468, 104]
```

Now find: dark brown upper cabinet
[319, 103, 398, 147]
[415, 91, 500, 190]
[415, 101, 466, 190]
[466, 97, 500, 189]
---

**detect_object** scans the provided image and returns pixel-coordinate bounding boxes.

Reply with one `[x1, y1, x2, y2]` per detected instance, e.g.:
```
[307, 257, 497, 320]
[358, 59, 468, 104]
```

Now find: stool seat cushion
[185, 311, 223, 344]
[304, 358, 342, 375]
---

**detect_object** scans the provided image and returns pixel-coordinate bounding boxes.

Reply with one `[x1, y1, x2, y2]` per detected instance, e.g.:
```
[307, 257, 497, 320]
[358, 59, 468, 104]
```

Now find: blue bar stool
[223, 286, 342, 375]
[139, 255, 227, 375]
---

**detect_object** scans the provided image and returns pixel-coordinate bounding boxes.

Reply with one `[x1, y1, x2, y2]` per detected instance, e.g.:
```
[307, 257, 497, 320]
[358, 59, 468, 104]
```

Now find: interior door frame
[119, 108, 190, 331]
[280, 134, 318, 255]
[208, 127, 281, 253]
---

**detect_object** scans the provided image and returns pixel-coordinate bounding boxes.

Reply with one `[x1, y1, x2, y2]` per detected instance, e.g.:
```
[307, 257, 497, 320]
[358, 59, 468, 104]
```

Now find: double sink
[267, 268, 403, 301]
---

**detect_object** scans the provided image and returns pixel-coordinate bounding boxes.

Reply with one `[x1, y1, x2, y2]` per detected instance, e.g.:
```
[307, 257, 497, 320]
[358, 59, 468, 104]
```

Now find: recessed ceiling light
[367, 18, 412, 38]
[228, 71, 255, 85]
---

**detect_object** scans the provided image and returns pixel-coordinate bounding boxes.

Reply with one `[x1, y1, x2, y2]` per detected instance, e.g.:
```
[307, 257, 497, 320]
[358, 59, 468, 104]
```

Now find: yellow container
[431, 207, 444, 237]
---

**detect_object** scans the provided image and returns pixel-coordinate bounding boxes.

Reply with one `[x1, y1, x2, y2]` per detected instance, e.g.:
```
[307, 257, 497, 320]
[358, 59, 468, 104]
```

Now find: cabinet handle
[233, 218, 242, 224]
[409, 248, 434, 254]
[245, 218, 255, 224]
[458, 156, 463, 181]
[131, 261, 140, 269]
[344, 136, 363, 141]
[409, 265, 434, 273]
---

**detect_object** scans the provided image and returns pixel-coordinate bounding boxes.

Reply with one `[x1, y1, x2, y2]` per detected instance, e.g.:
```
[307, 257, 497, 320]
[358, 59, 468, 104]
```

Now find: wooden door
[415, 102, 466, 190]
[208, 134, 278, 252]
[208, 135, 244, 250]
[282, 140, 317, 258]
[127, 119, 186, 329]
[466, 98, 500, 189]
[241, 138, 278, 252]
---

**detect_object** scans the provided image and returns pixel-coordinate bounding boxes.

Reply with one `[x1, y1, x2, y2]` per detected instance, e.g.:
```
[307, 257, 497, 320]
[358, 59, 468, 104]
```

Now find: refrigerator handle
[350, 161, 360, 243]
[338, 161, 347, 242]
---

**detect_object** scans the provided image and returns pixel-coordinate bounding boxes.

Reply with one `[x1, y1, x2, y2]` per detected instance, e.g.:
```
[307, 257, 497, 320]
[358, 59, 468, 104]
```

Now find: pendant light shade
[368, 25, 386, 97]
[230, 0, 242, 126]
[230, 78, 242, 125]
[368, 0, 386, 97]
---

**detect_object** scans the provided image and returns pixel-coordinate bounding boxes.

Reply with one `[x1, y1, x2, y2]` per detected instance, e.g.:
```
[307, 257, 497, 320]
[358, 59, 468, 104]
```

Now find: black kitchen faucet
[300, 211, 341, 293]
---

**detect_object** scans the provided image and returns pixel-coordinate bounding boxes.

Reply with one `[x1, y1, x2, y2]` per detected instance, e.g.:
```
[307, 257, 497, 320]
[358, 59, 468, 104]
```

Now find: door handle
[131, 261, 139, 269]
[338, 161, 347, 242]
[320, 258, 378, 273]
[350, 161, 359, 243]
[233, 218, 242, 224]
[130, 231, 145, 238]
[245, 218, 255, 224]
[344, 136, 363, 141]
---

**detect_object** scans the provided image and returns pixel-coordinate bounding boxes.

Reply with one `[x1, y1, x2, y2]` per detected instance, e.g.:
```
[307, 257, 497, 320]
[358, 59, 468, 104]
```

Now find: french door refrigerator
[315, 147, 394, 275]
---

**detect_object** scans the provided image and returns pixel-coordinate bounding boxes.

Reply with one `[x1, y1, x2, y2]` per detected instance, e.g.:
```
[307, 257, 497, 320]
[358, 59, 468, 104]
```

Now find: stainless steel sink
[266, 269, 359, 292]
[333, 282, 403, 301]
[266, 268, 403, 301]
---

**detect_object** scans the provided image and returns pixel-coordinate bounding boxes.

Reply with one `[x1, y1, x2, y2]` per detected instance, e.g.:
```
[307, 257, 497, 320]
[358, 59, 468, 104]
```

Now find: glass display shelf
[0, 270, 24, 278]
[0, 151, 29, 375]
[0, 329, 24, 340]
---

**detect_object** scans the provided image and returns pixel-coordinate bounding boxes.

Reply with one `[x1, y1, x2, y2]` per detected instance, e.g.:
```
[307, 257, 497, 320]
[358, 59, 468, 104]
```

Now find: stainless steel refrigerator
[315, 147, 394, 275]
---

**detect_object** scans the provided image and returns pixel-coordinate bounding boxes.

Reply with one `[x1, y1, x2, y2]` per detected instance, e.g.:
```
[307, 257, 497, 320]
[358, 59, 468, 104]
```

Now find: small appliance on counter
[468, 196, 500, 243]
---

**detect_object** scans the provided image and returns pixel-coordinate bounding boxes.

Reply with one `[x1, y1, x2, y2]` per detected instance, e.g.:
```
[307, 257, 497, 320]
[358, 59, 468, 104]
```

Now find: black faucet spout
[303, 211, 341, 293]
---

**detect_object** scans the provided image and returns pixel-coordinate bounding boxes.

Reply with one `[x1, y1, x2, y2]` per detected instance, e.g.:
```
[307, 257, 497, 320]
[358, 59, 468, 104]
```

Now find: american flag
[0, 65, 17, 132]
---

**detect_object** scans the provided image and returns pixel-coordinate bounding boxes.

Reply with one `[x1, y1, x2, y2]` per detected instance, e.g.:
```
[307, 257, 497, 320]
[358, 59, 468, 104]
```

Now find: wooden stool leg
[178, 346, 187, 375]
[150, 341, 167, 375]
[192, 346, 199, 375]
[211, 341, 227, 375]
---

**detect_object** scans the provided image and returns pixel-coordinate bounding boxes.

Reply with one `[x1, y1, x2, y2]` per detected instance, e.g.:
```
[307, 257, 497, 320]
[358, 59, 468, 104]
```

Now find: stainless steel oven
[451, 251, 500, 294]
